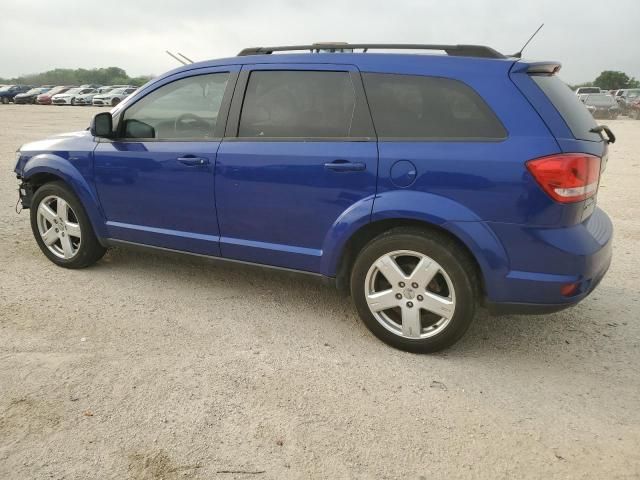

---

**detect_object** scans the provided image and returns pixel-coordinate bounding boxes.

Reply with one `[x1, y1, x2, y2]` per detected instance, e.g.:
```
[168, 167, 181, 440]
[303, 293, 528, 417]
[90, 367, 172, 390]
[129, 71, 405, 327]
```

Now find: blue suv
[14, 43, 614, 352]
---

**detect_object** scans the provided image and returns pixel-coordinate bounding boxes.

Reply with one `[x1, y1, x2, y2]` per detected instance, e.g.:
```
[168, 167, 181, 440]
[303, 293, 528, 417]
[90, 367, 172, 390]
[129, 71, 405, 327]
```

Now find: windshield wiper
[590, 125, 616, 144]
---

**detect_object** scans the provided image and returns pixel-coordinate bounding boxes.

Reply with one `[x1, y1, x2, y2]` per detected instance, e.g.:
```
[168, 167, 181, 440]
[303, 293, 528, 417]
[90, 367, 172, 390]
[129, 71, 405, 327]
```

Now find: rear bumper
[474, 207, 613, 314]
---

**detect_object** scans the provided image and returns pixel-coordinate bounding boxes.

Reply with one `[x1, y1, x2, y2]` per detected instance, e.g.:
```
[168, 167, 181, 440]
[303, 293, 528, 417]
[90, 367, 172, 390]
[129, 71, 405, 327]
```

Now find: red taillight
[526, 153, 601, 203]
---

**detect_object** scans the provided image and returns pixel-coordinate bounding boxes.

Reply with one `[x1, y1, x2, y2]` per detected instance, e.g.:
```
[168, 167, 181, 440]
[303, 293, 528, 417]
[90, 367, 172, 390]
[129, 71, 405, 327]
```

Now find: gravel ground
[0, 104, 639, 479]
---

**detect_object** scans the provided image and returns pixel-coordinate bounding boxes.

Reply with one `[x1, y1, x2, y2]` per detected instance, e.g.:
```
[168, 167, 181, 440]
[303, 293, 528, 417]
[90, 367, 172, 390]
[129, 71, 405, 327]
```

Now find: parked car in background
[37, 86, 75, 105]
[575, 86, 601, 95]
[13, 86, 52, 104]
[14, 42, 614, 352]
[629, 97, 640, 119]
[581, 93, 619, 119]
[52, 87, 98, 105]
[615, 88, 640, 115]
[74, 89, 101, 106]
[0, 85, 34, 104]
[92, 86, 136, 106]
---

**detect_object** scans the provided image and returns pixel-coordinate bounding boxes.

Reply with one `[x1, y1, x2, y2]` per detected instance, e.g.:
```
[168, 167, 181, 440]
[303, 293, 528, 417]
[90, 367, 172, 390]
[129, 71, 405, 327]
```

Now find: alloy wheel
[36, 195, 82, 259]
[364, 250, 456, 339]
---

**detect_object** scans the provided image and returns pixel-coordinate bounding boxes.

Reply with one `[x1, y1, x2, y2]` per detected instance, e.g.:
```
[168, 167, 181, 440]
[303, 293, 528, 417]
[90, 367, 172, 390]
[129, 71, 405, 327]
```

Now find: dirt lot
[0, 104, 639, 479]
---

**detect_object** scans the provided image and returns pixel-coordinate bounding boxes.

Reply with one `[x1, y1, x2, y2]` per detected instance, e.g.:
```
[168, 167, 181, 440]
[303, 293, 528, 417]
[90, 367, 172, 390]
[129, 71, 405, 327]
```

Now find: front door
[215, 65, 378, 272]
[93, 68, 237, 255]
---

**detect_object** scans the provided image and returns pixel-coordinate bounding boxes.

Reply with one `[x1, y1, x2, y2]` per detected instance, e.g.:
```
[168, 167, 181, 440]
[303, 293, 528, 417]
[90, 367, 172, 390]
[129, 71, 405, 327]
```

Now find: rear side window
[238, 71, 356, 138]
[362, 73, 506, 139]
[532, 75, 600, 142]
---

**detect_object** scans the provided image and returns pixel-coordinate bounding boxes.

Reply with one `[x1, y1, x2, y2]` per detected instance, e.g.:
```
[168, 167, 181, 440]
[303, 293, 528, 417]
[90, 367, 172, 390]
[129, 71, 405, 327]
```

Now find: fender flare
[319, 190, 509, 298]
[22, 154, 108, 238]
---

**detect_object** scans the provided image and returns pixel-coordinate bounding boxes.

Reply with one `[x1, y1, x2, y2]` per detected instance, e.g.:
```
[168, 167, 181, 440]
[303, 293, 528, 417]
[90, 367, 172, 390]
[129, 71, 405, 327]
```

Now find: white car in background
[51, 87, 97, 106]
[92, 86, 137, 106]
[74, 89, 102, 106]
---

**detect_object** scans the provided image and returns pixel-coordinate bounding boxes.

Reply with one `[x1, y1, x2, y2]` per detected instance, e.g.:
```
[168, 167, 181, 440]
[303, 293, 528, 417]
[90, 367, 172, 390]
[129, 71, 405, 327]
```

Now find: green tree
[0, 67, 151, 87]
[594, 71, 635, 90]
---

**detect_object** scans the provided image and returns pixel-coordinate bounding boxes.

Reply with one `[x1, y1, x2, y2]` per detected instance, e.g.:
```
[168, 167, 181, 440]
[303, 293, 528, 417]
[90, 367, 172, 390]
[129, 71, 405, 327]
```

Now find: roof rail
[237, 43, 506, 59]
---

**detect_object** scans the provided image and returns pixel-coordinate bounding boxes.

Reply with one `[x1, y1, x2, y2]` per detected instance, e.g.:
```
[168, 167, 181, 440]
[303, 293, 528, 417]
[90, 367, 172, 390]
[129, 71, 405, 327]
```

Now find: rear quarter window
[532, 76, 600, 142]
[362, 73, 506, 139]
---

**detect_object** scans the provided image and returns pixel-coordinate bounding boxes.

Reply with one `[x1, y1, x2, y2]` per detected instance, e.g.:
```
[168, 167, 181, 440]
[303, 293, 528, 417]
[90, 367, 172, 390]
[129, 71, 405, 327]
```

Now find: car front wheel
[30, 181, 106, 268]
[351, 228, 477, 353]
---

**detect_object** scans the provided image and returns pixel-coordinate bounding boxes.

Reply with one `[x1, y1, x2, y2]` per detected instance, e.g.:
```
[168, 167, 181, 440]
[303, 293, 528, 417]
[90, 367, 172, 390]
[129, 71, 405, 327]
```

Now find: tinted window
[238, 71, 356, 138]
[362, 73, 506, 139]
[121, 73, 228, 140]
[532, 75, 599, 142]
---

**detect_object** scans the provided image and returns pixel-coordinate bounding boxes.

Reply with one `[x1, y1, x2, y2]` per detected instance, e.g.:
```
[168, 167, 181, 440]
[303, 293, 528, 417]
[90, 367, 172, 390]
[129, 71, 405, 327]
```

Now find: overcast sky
[2, 0, 639, 84]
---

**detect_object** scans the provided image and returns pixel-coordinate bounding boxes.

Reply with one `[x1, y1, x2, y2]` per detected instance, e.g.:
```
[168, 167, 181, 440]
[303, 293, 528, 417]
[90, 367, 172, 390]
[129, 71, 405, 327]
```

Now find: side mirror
[91, 112, 113, 137]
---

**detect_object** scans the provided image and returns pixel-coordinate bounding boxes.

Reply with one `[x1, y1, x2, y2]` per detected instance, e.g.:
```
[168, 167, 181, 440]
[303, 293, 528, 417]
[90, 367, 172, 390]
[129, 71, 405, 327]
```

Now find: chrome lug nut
[412, 282, 419, 288]
[417, 295, 424, 301]
[399, 282, 405, 288]
[395, 293, 402, 300]
[406, 301, 413, 308]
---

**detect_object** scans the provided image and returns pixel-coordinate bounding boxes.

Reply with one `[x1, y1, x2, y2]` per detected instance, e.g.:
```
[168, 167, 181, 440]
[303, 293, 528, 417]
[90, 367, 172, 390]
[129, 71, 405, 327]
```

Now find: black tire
[30, 181, 107, 268]
[70, 98, 75, 106]
[111, 98, 120, 106]
[350, 228, 477, 353]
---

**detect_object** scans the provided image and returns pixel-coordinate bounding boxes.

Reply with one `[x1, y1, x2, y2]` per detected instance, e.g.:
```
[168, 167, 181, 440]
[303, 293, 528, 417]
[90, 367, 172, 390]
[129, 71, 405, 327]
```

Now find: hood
[15, 130, 95, 175]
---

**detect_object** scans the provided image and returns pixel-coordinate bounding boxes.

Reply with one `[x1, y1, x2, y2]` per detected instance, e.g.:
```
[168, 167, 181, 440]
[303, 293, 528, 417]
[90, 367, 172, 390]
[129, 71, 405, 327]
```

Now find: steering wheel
[174, 113, 210, 137]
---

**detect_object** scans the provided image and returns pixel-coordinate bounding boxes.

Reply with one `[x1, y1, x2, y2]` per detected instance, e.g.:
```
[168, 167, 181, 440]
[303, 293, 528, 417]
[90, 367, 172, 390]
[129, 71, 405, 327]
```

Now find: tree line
[571, 70, 640, 91]
[0, 67, 153, 87]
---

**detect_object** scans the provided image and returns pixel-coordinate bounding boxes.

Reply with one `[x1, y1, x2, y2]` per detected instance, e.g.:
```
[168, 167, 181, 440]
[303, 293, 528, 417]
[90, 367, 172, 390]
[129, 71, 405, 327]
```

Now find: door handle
[177, 156, 209, 166]
[324, 160, 366, 172]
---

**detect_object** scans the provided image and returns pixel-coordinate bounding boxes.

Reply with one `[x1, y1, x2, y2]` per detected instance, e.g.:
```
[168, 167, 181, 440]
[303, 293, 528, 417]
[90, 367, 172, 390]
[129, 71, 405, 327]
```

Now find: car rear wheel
[350, 228, 477, 353]
[70, 98, 75, 106]
[30, 181, 106, 268]
[111, 98, 120, 106]
[1, 98, 8, 104]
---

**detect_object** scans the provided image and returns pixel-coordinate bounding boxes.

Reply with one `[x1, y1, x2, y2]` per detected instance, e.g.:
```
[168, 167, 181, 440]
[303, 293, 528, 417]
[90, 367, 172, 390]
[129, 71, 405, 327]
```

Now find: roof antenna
[166, 50, 187, 65]
[177, 52, 194, 64]
[511, 23, 544, 58]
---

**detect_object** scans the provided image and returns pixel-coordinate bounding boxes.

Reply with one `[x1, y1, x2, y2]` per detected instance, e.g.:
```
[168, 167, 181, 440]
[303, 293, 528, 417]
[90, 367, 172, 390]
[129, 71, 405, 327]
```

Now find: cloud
[1, 0, 639, 83]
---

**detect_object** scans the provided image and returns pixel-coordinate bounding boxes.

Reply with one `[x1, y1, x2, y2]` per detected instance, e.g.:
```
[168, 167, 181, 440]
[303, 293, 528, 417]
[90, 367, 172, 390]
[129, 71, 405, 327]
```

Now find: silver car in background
[580, 93, 619, 119]
[92, 86, 137, 106]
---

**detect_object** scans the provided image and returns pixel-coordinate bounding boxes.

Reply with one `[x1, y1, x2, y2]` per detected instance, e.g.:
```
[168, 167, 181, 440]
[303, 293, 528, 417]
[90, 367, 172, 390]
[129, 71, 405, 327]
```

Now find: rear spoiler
[510, 61, 562, 75]
[526, 62, 562, 75]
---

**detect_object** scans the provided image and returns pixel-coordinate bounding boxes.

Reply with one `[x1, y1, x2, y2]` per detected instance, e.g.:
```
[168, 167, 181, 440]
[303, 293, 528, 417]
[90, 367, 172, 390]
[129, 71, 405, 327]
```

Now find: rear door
[215, 64, 377, 272]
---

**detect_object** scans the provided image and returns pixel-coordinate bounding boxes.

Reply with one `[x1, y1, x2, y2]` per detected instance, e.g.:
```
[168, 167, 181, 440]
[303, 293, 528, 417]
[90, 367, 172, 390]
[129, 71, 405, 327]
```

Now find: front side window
[121, 73, 229, 140]
[362, 73, 506, 139]
[238, 70, 356, 138]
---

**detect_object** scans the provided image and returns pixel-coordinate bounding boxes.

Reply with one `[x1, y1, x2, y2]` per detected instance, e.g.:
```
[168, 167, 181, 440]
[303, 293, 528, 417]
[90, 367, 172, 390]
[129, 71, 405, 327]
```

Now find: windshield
[64, 88, 82, 94]
[108, 88, 128, 95]
[578, 87, 600, 94]
[26, 87, 49, 95]
[584, 94, 617, 106]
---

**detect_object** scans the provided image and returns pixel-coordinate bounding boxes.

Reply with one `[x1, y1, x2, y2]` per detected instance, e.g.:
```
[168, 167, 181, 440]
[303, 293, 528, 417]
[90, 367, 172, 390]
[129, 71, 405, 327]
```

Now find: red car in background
[37, 86, 75, 105]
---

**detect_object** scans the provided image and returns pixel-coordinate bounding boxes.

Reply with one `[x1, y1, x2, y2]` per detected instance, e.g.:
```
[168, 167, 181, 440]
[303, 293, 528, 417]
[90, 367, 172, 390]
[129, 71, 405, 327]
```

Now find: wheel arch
[22, 155, 108, 238]
[320, 191, 510, 301]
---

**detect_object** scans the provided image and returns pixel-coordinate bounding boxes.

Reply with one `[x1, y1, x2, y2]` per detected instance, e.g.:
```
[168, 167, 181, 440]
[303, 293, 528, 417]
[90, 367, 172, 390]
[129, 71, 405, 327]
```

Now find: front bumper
[52, 97, 72, 105]
[13, 96, 34, 104]
[478, 207, 613, 314]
